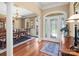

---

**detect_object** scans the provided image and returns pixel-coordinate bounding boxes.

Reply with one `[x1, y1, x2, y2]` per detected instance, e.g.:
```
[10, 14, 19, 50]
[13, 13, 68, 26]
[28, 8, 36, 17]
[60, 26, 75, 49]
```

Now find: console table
[60, 36, 79, 56]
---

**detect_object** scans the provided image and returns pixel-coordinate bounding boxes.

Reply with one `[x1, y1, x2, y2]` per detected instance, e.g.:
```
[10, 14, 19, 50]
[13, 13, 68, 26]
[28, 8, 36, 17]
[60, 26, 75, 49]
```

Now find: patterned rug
[40, 42, 59, 56]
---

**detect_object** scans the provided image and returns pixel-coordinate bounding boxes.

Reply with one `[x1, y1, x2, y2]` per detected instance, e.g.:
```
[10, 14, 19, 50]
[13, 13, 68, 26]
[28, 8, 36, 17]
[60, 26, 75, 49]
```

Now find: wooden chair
[0, 29, 6, 48]
[0, 35, 6, 48]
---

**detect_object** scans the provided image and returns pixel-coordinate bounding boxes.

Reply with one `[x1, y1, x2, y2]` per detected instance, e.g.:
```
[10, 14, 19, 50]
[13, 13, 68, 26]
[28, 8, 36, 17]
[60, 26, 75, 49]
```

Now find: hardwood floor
[0, 39, 59, 56]
[13, 39, 49, 56]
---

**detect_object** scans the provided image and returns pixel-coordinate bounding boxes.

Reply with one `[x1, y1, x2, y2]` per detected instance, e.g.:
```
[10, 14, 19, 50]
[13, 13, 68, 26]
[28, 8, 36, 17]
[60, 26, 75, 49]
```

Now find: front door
[44, 15, 65, 42]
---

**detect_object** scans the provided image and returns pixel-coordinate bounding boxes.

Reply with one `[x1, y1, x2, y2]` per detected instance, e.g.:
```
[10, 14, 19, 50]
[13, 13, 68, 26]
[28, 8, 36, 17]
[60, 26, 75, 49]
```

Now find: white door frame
[43, 14, 67, 42]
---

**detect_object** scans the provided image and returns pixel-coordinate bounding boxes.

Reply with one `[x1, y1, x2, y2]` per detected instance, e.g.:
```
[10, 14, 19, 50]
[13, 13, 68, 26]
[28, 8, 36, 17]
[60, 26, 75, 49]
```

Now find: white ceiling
[13, 6, 33, 16]
[35, 2, 69, 10]
[0, 2, 33, 17]
[0, 2, 69, 17]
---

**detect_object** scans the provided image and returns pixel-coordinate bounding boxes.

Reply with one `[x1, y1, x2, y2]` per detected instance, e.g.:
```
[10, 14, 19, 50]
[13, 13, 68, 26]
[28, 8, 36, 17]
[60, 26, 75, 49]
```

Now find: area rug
[40, 42, 59, 56]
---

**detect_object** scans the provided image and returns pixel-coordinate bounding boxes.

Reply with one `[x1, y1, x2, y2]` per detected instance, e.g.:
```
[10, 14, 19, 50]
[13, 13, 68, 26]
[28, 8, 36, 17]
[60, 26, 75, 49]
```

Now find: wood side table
[60, 36, 79, 56]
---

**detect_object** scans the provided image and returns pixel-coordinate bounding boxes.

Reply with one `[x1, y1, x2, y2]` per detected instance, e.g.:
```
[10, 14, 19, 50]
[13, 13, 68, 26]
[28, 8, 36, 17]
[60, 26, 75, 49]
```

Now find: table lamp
[68, 13, 79, 51]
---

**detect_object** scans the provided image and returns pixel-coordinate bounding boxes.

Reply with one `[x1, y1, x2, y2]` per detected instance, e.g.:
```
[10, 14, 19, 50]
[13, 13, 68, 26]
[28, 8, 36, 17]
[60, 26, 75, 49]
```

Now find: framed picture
[74, 2, 79, 14]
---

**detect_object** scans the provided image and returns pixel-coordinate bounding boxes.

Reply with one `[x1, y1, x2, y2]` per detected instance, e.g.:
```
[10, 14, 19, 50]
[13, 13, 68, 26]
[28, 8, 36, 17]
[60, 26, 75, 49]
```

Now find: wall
[14, 3, 71, 41]
[42, 4, 70, 38]
[24, 17, 36, 36]
[15, 2, 43, 40]
[29, 17, 36, 36]
[69, 2, 75, 37]
[14, 18, 22, 29]
[21, 18, 25, 29]
[43, 4, 70, 18]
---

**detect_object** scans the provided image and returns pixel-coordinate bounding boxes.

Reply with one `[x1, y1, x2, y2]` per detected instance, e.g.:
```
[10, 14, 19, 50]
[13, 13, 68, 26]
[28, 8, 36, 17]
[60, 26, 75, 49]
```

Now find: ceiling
[0, 2, 69, 17]
[35, 2, 69, 10]
[0, 2, 33, 17]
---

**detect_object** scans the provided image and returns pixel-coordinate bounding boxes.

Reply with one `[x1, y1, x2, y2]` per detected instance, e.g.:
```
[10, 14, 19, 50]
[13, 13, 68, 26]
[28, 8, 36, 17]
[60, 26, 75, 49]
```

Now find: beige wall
[69, 2, 75, 37]
[69, 2, 74, 16]
[21, 19, 25, 29]
[14, 3, 43, 39]
[14, 18, 22, 29]
[24, 17, 36, 35]
[43, 4, 70, 18]
[29, 17, 36, 36]
[42, 4, 70, 38]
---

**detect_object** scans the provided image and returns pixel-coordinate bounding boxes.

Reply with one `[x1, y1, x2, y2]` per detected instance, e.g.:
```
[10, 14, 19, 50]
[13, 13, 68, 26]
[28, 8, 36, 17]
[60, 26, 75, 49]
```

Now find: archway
[43, 11, 67, 42]
[14, 2, 42, 41]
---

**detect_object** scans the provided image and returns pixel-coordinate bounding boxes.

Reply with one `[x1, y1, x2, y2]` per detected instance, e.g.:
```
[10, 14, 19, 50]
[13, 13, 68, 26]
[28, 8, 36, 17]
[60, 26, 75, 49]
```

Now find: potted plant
[60, 24, 70, 37]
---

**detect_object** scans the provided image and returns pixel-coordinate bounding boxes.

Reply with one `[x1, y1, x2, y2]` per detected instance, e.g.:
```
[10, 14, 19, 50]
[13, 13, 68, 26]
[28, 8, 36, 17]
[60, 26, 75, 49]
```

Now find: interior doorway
[44, 13, 66, 42]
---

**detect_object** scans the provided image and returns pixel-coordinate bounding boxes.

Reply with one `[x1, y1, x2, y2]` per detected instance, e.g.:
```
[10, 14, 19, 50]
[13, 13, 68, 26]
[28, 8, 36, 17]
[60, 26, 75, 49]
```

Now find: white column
[35, 17, 38, 36]
[48, 17, 51, 39]
[40, 16, 43, 40]
[6, 2, 13, 56]
[25, 19, 27, 29]
[43, 17, 45, 39]
[57, 15, 62, 42]
[38, 16, 41, 39]
[37, 16, 43, 41]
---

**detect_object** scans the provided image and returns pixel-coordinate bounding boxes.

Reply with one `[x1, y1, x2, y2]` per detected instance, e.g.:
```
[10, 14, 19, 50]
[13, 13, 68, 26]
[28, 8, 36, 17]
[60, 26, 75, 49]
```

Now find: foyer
[0, 2, 78, 56]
